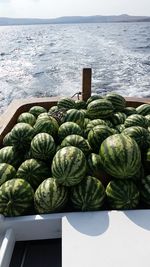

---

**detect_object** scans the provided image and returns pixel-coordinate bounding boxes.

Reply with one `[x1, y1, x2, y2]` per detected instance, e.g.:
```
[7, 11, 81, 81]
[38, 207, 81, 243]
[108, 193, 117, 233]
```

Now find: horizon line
[0, 14, 150, 20]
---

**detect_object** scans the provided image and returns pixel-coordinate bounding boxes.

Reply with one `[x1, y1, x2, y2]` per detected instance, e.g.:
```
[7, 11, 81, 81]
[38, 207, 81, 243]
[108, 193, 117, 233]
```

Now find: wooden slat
[82, 68, 92, 101]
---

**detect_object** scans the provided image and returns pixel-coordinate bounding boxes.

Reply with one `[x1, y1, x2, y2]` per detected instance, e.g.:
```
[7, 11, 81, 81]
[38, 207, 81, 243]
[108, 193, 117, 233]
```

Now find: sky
[0, 0, 150, 18]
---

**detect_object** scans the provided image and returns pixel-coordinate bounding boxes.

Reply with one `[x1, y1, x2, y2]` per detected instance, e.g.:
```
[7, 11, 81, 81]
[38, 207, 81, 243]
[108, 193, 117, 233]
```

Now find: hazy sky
[0, 0, 150, 18]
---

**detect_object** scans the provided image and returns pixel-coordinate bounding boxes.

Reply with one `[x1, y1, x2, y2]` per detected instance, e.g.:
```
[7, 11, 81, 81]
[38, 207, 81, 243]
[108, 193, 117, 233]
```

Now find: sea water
[0, 22, 150, 113]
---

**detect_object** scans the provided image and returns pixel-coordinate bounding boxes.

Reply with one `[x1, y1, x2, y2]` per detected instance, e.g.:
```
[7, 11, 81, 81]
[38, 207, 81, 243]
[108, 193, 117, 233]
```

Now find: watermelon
[48, 105, 59, 113]
[64, 109, 85, 128]
[0, 163, 16, 186]
[0, 178, 34, 216]
[34, 178, 68, 213]
[85, 119, 109, 137]
[99, 134, 141, 179]
[51, 146, 87, 186]
[106, 179, 140, 209]
[140, 175, 150, 205]
[70, 176, 105, 211]
[33, 116, 59, 138]
[124, 114, 148, 128]
[29, 105, 47, 118]
[88, 125, 114, 153]
[86, 99, 114, 119]
[0, 146, 23, 168]
[143, 148, 150, 172]
[17, 112, 36, 126]
[37, 112, 49, 120]
[145, 114, 150, 127]
[57, 97, 76, 110]
[75, 100, 87, 110]
[9, 123, 35, 151]
[110, 112, 127, 126]
[115, 124, 125, 133]
[83, 118, 91, 131]
[86, 95, 103, 105]
[124, 107, 137, 116]
[131, 165, 145, 188]
[60, 134, 91, 156]
[136, 103, 150, 116]
[3, 132, 13, 146]
[80, 109, 87, 116]
[30, 133, 56, 161]
[105, 92, 126, 111]
[87, 153, 111, 186]
[16, 159, 50, 189]
[122, 126, 150, 149]
[58, 122, 83, 143]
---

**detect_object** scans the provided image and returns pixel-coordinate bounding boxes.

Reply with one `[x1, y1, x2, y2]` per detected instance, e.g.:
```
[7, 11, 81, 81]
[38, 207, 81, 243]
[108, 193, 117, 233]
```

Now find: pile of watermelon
[0, 92, 150, 217]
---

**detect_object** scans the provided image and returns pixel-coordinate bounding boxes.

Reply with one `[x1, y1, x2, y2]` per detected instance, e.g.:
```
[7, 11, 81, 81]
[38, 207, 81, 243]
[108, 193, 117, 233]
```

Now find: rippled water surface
[0, 22, 150, 113]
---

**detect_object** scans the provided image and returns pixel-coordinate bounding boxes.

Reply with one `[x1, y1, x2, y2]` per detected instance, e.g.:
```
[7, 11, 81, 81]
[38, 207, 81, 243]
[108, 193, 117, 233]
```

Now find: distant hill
[0, 14, 150, 26]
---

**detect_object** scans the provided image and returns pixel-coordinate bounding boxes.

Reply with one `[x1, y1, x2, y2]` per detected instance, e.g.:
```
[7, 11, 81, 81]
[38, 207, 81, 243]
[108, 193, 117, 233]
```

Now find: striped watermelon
[106, 179, 140, 209]
[0, 178, 34, 216]
[131, 165, 145, 188]
[88, 125, 114, 153]
[124, 114, 148, 128]
[31, 133, 56, 161]
[0, 146, 23, 168]
[75, 100, 87, 110]
[34, 177, 68, 213]
[3, 132, 13, 146]
[140, 175, 150, 205]
[79, 109, 87, 118]
[124, 107, 137, 116]
[37, 112, 50, 120]
[145, 114, 150, 127]
[17, 112, 36, 126]
[33, 116, 59, 138]
[122, 126, 150, 149]
[82, 118, 91, 131]
[86, 99, 114, 119]
[9, 123, 35, 151]
[136, 103, 150, 116]
[70, 176, 105, 211]
[115, 124, 125, 133]
[85, 119, 109, 137]
[143, 148, 150, 172]
[110, 112, 127, 126]
[99, 134, 141, 179]
[16, 159, 50, 189]
[57, 97, 76, 110]
[104, 120, 114, 128]
[51, 146, 87, 186]
[86, 95, 103, 105]
[61, 134, 91, 156]
[48, 105, 59, 113]
[105, 92, 126, 111]
[64, 109, 85, 128]
[87, 153, 111, 186]
[29, 105, 47, 118]
[0, 163, 16, 186]
[58, 122, 83, 143]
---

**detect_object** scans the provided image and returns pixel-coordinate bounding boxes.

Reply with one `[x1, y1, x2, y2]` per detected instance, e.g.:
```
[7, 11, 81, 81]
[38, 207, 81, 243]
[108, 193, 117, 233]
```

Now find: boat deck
[9, 239, 61, 267]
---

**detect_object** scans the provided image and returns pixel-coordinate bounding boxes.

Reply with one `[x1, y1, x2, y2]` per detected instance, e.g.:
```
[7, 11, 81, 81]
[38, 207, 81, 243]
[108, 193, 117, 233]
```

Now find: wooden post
[82, 68, 92, 101]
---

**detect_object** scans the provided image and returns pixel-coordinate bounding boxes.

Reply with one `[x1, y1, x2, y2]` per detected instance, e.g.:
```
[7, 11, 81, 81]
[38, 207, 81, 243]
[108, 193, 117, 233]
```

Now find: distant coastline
[0, 14, 150, 26]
